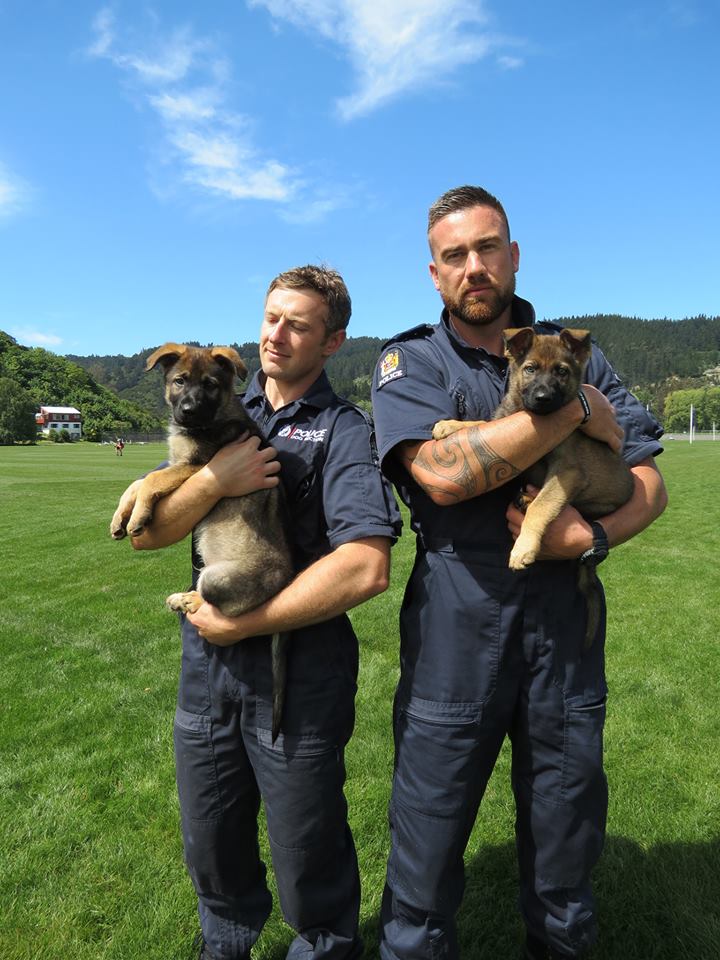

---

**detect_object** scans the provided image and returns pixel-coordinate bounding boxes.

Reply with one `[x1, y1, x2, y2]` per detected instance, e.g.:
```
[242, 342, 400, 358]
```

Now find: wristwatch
[579, 521, 609, 565]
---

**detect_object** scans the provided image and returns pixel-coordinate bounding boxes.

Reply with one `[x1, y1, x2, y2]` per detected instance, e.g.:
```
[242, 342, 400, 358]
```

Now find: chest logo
[277, 424, 327, 443]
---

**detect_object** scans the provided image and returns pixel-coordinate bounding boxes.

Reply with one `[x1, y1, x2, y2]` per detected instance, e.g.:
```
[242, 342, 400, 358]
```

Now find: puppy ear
[146, 343, 187, 371]
[210, 346, 248, 380]
[559, 329, 592, 363]
[503, 327, 535, 361]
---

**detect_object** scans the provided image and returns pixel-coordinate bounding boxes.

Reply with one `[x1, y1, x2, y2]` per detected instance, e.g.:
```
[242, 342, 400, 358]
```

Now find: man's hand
[578, 385, 624, 453]
[187, 601, 247, 645]
[199, 434, 281, 499]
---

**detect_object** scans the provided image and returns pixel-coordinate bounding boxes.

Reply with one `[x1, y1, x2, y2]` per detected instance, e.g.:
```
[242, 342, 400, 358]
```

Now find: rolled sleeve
[322, 406, 402, 549]
[587, 345, 664, 466]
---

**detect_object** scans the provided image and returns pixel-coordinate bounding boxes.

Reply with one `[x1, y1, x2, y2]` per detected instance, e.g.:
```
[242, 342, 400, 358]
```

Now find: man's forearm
[131, 467, 222, 550]
[405, 398, 589, 505]
[598, 457, 668, 548]
[187, 537, 391, 645]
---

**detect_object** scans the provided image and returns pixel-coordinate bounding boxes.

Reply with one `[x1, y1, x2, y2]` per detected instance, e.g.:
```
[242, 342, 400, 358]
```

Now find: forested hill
[66, 336, 386, 416]
[67, 314, 720, 419]
[0, 331, 164, 440]
[553, 314, 720, 384]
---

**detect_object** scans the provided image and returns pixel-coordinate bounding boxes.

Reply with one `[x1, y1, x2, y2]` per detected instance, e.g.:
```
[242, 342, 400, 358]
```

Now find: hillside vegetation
[3, 312, 720, 443]
[68, 313, 720, 429]
[0, 331, 163, 442]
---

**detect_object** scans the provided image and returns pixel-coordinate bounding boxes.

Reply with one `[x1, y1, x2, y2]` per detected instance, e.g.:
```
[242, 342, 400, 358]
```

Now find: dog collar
[580, 521, 609, 565]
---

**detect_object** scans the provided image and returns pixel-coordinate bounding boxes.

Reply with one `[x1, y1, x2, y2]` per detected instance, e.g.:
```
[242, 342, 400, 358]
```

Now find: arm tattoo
[466, 430, 520, 489]
[413, 436, 477, 499]
[404, 430, 520, 500]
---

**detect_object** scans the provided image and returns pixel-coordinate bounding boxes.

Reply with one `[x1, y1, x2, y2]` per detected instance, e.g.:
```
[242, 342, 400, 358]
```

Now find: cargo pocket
[562, 697, 607, 802]
[396, 697, 483, 817]
[173, 706, 222, 821]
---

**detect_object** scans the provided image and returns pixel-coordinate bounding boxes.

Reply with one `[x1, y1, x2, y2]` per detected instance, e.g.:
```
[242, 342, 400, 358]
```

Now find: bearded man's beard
[443, 274, 516, 326]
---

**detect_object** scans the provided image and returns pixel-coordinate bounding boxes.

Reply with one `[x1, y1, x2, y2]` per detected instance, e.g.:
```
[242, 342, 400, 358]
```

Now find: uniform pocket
[395, 697, 483, 818]
[562, 697, 607, 801]
[173, 706, 222, 821]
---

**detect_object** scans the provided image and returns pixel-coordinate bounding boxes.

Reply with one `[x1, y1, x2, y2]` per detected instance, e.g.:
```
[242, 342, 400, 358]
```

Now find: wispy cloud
[10, 328, 63, 348]
[249, 0, 521, 120]
[86, 8, 299, 205]
[0, 162, 31, 220]
[497, 54, 523, 70]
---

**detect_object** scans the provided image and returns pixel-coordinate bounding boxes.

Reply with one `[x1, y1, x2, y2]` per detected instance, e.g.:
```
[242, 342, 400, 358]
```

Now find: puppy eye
[203, 378, 219, 389]
[523, 363, 536, 373]
[173, 376, 185, 386]
[554, 365, 569, 377]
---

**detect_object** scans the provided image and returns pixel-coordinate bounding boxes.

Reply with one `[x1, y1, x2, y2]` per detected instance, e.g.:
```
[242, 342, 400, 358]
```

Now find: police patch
[377, 347, 406, 389]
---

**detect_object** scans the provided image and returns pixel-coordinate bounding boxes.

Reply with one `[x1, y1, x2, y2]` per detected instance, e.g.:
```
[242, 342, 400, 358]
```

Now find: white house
[36, 406, 83, 439]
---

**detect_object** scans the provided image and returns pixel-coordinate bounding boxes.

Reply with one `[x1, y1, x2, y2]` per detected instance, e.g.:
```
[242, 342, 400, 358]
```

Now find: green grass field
[1, 441, 718, 959]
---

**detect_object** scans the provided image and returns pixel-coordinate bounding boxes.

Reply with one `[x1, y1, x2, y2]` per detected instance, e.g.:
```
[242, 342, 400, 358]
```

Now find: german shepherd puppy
[110, 343, 293, 740]
[433, 327, 634, 646]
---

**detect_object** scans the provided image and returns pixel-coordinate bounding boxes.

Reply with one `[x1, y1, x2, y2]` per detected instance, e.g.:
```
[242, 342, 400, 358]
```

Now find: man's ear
[322, 329, 346, 358]
[429, 261, 441, 292]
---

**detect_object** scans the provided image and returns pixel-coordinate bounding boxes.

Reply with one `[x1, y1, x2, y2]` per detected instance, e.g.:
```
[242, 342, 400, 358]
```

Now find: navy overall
[371, 297, 663, 958]
[174, 370, 401, 960]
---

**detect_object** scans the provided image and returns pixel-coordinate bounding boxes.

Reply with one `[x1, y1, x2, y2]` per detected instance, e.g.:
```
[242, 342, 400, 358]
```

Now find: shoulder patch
[376, 346, 406, 389]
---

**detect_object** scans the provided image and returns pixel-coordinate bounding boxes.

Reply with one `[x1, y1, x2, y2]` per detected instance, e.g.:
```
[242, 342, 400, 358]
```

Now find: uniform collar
[243, 368, 336, 414]
[440, 295, 537, 358]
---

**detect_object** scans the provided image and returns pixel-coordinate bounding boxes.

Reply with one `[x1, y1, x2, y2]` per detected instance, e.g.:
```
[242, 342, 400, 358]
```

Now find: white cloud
[11, 328, 63, 347]
[87, 7, 299, 206]
[497, 54, 523, 70]
[249, 0, 518, 119]
[0, 162, 31, 220]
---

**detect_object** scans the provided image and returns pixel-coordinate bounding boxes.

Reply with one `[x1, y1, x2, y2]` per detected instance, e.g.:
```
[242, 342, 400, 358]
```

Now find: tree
[664, 386, 720, 431]
[0, 378, 37, 444]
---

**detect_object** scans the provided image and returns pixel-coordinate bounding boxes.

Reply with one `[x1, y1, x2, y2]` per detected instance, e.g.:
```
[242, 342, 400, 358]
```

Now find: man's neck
[448, 308, 513, 356]
[263, 369, 323, 411]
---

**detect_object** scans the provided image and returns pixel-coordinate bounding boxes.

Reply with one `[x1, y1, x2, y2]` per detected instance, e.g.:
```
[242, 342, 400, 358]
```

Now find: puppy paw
[509, 540, 538, 570]
[166, 591, 203, 614]
[126, 507, 152, 538]
[109, 516, 128, 540]
[432, 419, 465, 440]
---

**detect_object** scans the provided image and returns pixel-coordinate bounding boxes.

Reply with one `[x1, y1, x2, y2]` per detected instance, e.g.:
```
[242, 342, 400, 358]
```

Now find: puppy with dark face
[111, 342, 293, 740]
[433, 327, 634, 645]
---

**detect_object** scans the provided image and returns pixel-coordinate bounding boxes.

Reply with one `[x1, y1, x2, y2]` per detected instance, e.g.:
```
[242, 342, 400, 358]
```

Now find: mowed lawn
[0, 441, 718, 960]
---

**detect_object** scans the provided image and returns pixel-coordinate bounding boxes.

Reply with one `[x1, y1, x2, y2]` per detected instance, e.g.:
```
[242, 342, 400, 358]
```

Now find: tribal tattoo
[404, 429, 519, 502]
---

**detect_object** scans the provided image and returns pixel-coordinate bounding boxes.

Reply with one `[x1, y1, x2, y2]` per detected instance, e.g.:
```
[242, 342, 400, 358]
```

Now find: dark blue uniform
[174, 369, 402, 960]
[371, 297, 663, 958]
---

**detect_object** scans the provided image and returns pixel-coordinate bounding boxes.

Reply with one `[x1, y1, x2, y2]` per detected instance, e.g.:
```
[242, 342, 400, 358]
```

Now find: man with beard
[371, 186, 667, 959]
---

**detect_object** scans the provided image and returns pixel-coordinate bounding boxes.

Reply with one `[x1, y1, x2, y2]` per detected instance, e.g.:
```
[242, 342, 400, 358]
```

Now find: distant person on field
[123, 265, 401, 960]
[115, 438, 124, 456]
[371, 185, 668, 960]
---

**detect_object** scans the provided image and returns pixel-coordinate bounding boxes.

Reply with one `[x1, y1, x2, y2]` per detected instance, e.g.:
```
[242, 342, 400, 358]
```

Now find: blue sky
[1, 1, 717, 357]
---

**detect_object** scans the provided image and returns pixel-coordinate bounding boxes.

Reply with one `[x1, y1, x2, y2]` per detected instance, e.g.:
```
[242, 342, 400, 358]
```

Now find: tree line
[2, 312, 719, 443]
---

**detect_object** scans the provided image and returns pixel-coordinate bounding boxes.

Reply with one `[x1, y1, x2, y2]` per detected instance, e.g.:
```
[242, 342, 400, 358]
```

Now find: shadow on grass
[353, 835, 720, 960]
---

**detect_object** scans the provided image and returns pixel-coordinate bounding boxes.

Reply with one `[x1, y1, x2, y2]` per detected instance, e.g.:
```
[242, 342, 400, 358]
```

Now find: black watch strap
[580, 521, 609, 565]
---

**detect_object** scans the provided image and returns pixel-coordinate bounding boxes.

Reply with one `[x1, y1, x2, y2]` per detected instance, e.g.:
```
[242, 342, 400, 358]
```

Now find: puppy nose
[180, 394, 201, 413]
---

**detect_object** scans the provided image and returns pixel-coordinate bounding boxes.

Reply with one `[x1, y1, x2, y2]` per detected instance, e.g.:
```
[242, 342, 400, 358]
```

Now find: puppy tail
[577, 563, 602, 650]
[271, 631, 290, 744]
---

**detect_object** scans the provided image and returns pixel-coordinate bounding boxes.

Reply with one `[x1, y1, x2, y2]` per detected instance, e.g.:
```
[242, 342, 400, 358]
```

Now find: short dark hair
[266, 264, 352, 335]
[427, 185, 511, 241]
